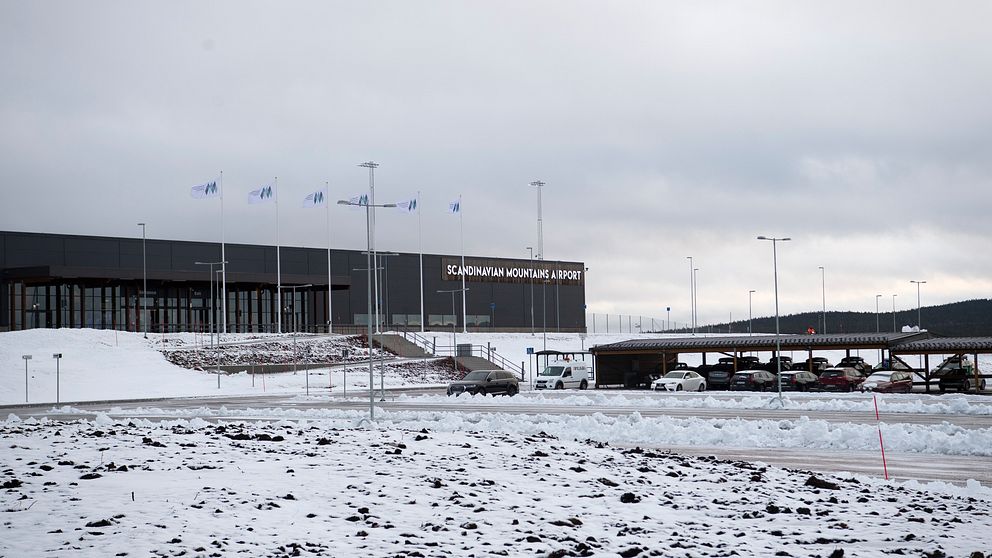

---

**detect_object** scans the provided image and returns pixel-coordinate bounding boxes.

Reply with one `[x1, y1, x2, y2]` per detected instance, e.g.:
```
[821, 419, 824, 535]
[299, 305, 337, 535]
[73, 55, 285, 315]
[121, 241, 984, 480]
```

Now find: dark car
[779, 370, 818, 391]
[764, 356, 793, 373]
[730, 370, 778, 391]
[936, 369, 987, 393]
[837, 357, 870, 376]
[706, 368, 735, 390]
[818, 368, 866, 392]
[797, 357, 832, 373]
[861, 371, 914, 393]
[447, 370, 519, 396]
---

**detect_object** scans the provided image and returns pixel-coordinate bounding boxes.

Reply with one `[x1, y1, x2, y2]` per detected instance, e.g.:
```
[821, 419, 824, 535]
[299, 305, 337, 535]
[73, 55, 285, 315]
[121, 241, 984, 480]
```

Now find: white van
[534, 360, 592, 390]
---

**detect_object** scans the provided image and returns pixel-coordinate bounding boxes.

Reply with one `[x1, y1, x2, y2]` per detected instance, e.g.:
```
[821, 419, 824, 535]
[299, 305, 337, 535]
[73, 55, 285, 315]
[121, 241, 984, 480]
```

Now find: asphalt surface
[4, 389, 991, 485]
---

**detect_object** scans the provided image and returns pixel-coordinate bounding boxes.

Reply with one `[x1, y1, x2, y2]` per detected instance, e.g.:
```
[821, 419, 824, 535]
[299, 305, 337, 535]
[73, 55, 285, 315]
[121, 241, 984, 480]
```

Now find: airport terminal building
[1, 231, 586, 333]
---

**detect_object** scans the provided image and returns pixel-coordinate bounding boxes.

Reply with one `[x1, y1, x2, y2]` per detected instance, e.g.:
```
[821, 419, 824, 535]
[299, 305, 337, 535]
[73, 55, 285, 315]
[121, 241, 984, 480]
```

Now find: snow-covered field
[2, 414, 990, 558]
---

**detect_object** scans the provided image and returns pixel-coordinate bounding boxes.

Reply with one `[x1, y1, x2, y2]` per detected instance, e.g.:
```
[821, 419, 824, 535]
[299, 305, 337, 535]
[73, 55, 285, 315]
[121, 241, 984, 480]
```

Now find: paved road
[4, 390, 990, 485]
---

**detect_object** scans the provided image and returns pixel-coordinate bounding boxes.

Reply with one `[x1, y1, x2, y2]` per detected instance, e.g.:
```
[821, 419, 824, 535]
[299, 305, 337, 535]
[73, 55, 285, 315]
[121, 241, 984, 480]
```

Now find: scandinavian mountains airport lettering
[441, 258, 584, 285]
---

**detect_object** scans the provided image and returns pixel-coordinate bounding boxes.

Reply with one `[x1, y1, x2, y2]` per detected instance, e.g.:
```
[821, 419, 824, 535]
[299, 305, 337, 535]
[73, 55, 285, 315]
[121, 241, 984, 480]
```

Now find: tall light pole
[138, 223, 147, 338]
[910, 280, 926, 330]
[359, 161, 381, 333]
[686, 257, 694, 333]
[530, 181, 545, 261]
[892, 294, 898, 333]
[693, 268, 699, 332]
[757, 235, 791, 404]
[194, 260, 226, 347]
[818, 266, 826, 334]
[338, 197, 395, 420]
[875, 294, 882, 333]
[542, 279, 550, 351]
[748, 289, 756, 336]
[438, 287, 469, 375]
[527, 247, 535, 335]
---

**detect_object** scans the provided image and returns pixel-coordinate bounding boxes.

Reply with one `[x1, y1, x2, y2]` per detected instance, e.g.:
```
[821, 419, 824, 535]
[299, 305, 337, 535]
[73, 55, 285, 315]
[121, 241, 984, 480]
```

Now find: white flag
[302, 188, 327, 208]
[248, 183, 276, 204]
[190, 178, 221, 199]
[395, 195, 418, 213]
[448, 198, 461, 213]
[348, 193, 370, 206]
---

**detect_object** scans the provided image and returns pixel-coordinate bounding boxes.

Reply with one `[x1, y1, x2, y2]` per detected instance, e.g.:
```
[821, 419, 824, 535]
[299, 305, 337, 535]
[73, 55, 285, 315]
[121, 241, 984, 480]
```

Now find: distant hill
[675, 298, 992, 337]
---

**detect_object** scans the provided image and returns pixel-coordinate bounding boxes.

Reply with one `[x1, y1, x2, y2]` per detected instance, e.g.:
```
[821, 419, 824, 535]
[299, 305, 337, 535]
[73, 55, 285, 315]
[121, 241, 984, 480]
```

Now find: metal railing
[431, 342, 524, 377]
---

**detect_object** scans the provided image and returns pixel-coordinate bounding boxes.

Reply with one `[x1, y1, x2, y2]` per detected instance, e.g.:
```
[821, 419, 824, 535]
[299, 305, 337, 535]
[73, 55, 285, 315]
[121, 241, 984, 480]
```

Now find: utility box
[456, 343, 473, 357]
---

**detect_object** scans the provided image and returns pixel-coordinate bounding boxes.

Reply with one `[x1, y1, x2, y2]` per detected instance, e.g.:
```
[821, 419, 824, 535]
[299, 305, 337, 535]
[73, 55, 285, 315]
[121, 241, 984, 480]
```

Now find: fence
[585, 313, 678, 334]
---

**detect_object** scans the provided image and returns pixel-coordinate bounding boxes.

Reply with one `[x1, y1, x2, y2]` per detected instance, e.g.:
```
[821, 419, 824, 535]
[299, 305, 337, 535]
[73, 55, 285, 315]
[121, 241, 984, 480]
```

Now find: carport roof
[890, 337, 992, 354]
[590, 332, 930, 354]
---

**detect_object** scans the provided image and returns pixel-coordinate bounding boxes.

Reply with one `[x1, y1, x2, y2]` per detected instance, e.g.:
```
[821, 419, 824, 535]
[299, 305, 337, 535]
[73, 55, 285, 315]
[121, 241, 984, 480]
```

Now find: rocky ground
[2, 415, 989, 557]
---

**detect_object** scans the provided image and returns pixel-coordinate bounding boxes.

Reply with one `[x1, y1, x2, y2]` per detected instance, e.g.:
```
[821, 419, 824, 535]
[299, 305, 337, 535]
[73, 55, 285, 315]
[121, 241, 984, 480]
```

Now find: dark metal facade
[1, 231, 586, 333]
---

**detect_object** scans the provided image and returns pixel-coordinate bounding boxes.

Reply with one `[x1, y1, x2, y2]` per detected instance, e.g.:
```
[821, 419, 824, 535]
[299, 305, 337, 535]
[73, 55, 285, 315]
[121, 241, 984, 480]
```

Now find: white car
[651, 370, 706, 392]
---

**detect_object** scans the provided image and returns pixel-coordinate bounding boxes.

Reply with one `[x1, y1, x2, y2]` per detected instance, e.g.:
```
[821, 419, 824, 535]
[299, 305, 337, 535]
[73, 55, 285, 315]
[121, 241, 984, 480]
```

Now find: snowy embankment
[46, 402, 991, 457]
[1, 416, 990, 558]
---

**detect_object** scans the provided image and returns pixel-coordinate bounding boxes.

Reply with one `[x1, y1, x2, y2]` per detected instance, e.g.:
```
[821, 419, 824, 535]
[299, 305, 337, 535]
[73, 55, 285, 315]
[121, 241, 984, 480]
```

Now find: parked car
[837, 356, 871, 376]
[817, 367, 866, 392]
[872, 358, 911, 372]
[861, 371, 914, 393]
[779, 370, 819, 391]
[936, 368, 987, 393]
[797, 357, 832, 373]
[649, 362, 690, 382]
[534, 361, 592, 390]
[706, 369, 736, 390]
[652, 370, 706, 392]
[447, 370, 519, 396]
[764, 356, 793, 373]
[730, 369, 778, 391]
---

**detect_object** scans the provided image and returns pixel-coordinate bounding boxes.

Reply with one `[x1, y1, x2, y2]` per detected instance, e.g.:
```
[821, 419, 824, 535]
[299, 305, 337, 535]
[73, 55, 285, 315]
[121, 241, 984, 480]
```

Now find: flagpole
[275, 176, 281, 334]
[418, 190, 424, 333]
[326, 181, 333, 334]
[459, 194, 467, 334]
[220, 170, 227, 337]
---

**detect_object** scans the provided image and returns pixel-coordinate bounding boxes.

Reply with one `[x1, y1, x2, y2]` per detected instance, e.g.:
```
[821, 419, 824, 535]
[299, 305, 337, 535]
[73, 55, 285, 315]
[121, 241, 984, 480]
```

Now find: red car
[817, 368, 866, 392]
[861, 371, 914, 393]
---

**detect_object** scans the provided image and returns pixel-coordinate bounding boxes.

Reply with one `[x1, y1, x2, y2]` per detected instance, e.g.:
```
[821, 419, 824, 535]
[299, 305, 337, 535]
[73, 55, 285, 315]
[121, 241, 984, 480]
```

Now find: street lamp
[138, 223, 147, 339]
[910, 280, 926, 330]
[685, 256, 694, 333]
[338, 197, 395, 421]
[693, 268, 699, 332]
[875, 294, 882, 333]
[757, 235, 791, 404]
[542, 279, 550, 351]
[748, 290, 756, 336]
[363, 252, 399, 330]
[438, 287, 469, 374]
[818, 266, 826, 334]
[194, 260, 226, 347]
[530, 181, 545, 261]
[527, 247, 535, 335]
[892, 294, 898, 333]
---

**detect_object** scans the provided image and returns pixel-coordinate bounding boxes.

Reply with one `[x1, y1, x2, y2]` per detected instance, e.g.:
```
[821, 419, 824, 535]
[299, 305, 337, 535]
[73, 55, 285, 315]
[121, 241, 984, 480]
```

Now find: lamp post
[910, 280, 926, 330]
[285, 284, 312, 392]
[892, 294, 897, 333]
[685, 256, 694, 333]
[363, 252, 399, 329]
[818, 266, 825, 334]
[138, 222, 147, 339]
[52, 353, 62, 403]
[338, 197, 395, 421]
[875, 294, 882, 333]
[530, 181, 545, 261]
[438, 287, 469, 375]
[693, 268, 699, 332]
[194, 260, 226, 347]
[748, 290, 756, 336]
[22, 355, 31, 402]
[757, 235, 791, 404]
[527, 247, 535, 335]
[542, 279, 550, 351]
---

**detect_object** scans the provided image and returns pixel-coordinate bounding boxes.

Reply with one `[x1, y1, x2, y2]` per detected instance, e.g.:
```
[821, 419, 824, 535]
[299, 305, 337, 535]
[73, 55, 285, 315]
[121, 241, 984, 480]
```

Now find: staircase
[372, 334, 431, 358]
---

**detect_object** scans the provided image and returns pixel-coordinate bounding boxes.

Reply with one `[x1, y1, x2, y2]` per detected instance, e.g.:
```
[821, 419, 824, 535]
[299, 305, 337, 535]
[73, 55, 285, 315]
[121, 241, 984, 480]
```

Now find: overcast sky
[2, 1, 990, 328]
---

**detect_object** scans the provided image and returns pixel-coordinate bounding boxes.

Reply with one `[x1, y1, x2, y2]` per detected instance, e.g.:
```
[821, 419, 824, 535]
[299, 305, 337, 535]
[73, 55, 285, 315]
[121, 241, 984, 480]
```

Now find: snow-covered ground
[2, 415, 990, 558]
